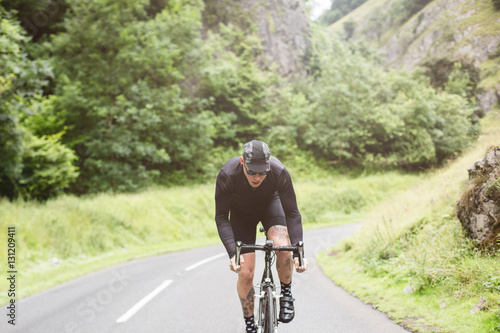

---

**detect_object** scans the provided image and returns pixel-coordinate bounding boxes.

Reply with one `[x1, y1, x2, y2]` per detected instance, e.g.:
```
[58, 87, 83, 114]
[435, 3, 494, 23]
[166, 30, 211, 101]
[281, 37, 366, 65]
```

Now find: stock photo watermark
[6, 226, 17, 326]
[63, 268, 134, 333]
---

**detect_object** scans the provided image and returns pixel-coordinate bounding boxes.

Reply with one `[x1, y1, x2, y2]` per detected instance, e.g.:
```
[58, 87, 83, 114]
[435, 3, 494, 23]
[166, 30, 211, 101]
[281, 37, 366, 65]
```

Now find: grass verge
[318, 109, 500, 333]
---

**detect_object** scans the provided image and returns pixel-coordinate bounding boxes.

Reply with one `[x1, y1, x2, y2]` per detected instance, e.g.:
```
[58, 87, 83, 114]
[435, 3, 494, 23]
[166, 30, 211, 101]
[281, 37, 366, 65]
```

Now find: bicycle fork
[255, 279, 280, 333]
[254, 283, 264, 333]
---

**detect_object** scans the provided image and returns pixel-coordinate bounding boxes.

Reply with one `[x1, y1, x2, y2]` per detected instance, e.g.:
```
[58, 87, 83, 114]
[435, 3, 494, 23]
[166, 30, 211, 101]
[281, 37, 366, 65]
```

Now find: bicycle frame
[235, 240, 304, 333]
[255, 240, 279, 333]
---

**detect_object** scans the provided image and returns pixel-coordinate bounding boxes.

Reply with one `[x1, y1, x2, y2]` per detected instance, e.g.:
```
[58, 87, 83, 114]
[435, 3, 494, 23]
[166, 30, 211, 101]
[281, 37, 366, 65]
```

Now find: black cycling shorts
[230, 193, 287, 255]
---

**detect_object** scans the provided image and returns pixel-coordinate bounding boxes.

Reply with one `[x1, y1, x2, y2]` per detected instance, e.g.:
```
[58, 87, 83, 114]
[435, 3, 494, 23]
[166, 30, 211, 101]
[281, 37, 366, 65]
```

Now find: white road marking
[116, 279, 173, 323]
[185, 253, 226, 271]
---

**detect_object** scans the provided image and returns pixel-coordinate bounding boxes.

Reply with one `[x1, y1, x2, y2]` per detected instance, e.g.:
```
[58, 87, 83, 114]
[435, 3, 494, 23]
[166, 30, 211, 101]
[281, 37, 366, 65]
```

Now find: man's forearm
[215, 216, 236, 258]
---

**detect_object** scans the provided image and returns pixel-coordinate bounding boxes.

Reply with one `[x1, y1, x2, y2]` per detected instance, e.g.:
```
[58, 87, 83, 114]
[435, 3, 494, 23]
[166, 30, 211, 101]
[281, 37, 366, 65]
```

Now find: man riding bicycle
[215, 140, 309, 333]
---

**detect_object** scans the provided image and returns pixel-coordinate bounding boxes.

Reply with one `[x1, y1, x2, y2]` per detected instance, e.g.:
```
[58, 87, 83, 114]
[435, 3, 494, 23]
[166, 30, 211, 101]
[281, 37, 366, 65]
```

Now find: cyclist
[215, 140, 308, 333]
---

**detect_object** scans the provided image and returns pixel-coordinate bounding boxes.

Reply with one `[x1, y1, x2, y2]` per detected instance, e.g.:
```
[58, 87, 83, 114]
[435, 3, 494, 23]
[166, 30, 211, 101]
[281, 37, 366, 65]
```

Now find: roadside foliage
[0, 0, 482, 198]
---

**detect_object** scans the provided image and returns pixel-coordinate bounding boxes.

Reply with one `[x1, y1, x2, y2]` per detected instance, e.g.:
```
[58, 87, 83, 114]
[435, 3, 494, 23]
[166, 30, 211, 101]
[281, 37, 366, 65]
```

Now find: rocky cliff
[242, 0, 311, 77]
[329, 0, 500, 113]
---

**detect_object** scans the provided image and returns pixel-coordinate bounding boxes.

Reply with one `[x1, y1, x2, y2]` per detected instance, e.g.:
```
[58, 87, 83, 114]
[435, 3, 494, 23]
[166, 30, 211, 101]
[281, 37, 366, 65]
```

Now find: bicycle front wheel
[264, 286, 275, 333]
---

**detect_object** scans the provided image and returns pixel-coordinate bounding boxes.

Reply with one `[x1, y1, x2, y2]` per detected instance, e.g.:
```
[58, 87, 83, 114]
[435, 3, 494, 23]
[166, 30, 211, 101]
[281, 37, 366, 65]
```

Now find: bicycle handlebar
[235, 240, 305, 270]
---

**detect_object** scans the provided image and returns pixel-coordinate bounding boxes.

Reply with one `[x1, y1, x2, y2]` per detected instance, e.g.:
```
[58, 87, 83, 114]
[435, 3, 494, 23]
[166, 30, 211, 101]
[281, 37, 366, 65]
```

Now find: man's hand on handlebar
[294, 257, 308, 273]
[230, 255, 244, 273]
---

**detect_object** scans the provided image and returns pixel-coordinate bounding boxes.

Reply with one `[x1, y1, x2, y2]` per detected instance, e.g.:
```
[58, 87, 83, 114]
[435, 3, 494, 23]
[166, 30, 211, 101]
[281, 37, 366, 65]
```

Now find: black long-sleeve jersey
[215, 156, 303, 258]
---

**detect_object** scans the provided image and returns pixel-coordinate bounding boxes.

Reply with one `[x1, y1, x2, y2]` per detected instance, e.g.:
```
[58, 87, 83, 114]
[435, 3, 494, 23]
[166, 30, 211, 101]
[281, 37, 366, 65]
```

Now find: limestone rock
[477, 85, 500, 114]
[456, 147, 500, 248]
[376, 0, 500, 71]
[469, 297, 487, 314]
[241, 0, 311, 77]
[402, 284, 416, 294]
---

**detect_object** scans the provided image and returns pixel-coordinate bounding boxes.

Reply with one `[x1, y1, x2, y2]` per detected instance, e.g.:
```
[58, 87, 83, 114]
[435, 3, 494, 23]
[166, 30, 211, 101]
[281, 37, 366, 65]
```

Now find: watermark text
[6, 227, 17, 325]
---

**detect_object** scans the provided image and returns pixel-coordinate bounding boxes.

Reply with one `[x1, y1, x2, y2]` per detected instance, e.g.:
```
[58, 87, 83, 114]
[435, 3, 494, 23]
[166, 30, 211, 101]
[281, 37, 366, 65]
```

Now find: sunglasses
[244, 162, 270, 176]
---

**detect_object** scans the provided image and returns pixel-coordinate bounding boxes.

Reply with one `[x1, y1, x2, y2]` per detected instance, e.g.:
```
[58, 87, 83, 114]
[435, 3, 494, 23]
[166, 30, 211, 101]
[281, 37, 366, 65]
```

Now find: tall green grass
[0, 186, 220, 301]
[319, 110, 500, 333]
[0, 158, 421, 305]
[295, 172, 420, 225]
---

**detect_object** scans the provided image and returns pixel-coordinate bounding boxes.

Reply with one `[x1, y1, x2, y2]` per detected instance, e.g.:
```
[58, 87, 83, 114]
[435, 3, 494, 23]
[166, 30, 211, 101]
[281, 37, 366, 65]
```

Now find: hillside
[328, 0, 500, 114]
[319, 110, 500, 332]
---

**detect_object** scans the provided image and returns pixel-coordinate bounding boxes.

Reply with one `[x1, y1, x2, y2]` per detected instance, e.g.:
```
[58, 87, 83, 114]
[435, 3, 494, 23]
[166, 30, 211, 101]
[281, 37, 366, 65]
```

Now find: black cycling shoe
[279, 295, 295, 323]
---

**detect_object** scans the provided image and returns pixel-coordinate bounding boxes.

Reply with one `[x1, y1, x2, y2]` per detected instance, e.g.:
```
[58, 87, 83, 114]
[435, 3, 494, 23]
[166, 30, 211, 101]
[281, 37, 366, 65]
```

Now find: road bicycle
[235, 238, 304, 333]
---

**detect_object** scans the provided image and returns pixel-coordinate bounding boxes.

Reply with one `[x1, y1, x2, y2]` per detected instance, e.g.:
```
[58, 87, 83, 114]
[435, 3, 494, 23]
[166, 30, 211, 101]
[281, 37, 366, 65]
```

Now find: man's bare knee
[239, 266, 254, 282]
[238, 254, 255, 285]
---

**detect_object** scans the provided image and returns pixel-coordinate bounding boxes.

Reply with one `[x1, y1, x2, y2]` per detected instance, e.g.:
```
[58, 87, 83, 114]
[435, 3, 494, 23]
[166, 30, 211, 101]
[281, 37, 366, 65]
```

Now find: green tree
[1, 6, 77, 200]
[53, 0, 214, 192]
[0, 10, 23, 195]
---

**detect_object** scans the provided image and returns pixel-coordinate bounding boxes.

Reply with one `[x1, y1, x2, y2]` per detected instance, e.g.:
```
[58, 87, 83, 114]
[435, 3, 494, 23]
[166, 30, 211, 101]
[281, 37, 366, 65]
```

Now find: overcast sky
[309, 0, 332, 19]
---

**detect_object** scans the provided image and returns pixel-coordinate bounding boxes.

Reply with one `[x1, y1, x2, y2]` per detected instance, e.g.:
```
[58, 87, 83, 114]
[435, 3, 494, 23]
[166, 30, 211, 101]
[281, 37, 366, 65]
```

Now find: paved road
[1, 224, 410, 333]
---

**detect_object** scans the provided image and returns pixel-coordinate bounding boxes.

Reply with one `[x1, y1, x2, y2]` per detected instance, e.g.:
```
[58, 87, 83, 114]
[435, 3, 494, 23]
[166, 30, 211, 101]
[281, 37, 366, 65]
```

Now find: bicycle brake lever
[297, 241, 304, 270]
[235, 241, 242, 268]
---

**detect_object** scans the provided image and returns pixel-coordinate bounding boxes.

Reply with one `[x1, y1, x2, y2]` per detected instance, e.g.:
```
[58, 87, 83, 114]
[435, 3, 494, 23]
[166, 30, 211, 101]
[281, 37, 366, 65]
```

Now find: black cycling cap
[243, 140, 271, 173]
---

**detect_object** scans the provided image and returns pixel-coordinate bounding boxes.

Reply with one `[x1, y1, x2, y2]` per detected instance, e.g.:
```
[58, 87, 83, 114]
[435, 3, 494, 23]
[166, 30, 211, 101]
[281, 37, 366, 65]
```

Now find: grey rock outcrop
[478, 85, 500, 114]
[242, 0, 311, 77]
[329, 0, 500, 113]
[457, 147, 500, 248]
[378, 0, 500, 113]
[379, 0, 500, 70]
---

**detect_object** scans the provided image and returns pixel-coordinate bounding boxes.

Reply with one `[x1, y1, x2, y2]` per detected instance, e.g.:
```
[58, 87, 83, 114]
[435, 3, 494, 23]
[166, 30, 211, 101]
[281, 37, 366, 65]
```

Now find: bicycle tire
[264, 286, 275, 333]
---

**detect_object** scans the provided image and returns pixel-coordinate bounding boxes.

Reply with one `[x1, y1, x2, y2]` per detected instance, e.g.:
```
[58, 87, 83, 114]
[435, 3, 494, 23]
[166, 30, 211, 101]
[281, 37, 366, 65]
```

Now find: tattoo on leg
[240, 287, 255, 317]
[268, 225, 290, 241]
[285, 256, 293, 280]
[277, 253, 293, 283]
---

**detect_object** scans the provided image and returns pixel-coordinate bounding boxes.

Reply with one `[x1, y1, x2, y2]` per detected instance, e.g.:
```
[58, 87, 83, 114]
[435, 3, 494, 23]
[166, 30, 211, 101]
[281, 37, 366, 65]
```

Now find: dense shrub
[290, 34, 478, 169]
[19, 132, 78, 200]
